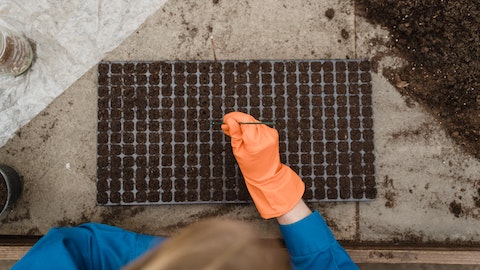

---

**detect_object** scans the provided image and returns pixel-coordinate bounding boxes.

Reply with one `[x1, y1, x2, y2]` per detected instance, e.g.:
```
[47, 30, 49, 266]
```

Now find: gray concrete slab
[0, 0, 358, 240]
[355, 16, 480, 243]
[360, 70, 480, 243]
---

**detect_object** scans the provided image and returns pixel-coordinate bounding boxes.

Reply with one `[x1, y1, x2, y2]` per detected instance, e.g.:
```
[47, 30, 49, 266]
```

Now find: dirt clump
[325, 8, 335, 20]
[449, 200, 463, 218]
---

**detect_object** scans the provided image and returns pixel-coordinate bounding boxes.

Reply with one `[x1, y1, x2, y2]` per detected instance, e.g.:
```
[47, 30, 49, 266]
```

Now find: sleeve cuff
[279, 210, 335, 257]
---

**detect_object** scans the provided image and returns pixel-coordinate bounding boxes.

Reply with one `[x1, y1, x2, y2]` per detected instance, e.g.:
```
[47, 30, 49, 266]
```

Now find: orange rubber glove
[222, 112, 305, 219]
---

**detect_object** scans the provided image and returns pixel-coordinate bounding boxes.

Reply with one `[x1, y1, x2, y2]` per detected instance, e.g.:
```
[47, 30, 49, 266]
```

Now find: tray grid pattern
[96, 60, 376, 205]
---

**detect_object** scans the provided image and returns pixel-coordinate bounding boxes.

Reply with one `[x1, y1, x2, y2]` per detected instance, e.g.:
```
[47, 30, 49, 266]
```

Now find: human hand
[221, 112, 281, 180]
[222, 112, 305, 219]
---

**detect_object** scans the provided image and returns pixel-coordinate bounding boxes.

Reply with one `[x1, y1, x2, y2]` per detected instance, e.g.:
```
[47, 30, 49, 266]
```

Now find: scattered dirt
[56, 213, 90, 227]
[325, 8, 335, 20]
[26, 227, 41, 236]
[391, 230, 425, 245]
[368, 251, 394, 259]
[161, 205, 238, 233]
[381, 176, 396, 208]
[384, 191, 396, 208]
[341, 29, 349, 40]
[98, 206, 147, 225]
[474, 188, 480, 208]
[356, 0, 480, 159]
[2, 208, 30, 223]
[449, 200, 463, 218]
[387, 122, 437, 144]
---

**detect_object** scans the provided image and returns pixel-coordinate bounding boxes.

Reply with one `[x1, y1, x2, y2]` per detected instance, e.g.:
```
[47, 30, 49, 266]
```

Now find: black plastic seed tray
[96, 60, 376, 205]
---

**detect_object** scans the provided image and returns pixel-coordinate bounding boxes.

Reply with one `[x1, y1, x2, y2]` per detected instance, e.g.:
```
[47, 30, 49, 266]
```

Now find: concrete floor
[1, 0, 480, 267]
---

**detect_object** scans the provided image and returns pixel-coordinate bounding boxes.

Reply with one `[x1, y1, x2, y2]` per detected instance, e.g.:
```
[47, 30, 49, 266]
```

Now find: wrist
[276, 200, 312, 225]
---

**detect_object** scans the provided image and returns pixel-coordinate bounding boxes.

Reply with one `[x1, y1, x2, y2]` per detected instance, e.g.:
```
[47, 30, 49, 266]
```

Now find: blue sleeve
[279, 211, 358, 270]
[12, 223, 166, 270]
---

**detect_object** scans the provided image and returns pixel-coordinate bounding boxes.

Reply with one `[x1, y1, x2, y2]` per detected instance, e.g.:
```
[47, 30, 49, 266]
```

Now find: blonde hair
[123, 219, 290, 270]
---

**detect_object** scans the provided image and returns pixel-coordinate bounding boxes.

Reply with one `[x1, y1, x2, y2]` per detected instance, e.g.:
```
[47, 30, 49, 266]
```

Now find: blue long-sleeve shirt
[13, 211, 358, 269]
[280, 211, 358, 269]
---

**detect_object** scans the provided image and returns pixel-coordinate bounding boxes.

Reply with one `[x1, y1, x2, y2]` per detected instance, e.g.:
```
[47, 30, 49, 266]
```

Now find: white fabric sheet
[0, 0, 167, 147]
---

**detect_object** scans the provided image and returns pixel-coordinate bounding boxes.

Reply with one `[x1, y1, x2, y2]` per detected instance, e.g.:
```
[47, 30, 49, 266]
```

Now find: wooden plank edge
[3, 244, 480, 265]
[345, 247, 480, 265]
[0, 246, 30, 261]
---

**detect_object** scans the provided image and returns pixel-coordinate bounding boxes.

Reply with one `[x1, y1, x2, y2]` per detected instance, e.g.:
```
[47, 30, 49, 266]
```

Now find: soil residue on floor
[356, 0, 480, 159]
[449, 200, 463, 218]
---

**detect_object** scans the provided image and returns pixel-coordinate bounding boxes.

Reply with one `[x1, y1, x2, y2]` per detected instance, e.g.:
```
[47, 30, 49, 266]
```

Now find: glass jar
[0, 164, 22, 219]
[0, 28, 33, 76]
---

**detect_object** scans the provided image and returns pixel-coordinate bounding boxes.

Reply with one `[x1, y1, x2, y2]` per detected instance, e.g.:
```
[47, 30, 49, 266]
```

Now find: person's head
[123, 218, 290, 270]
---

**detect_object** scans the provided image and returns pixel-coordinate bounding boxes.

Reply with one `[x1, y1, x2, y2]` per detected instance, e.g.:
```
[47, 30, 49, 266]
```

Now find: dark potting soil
[0, 174, 7, 211]
[97, 60, 376, 205]
[356, 0, 480, 159]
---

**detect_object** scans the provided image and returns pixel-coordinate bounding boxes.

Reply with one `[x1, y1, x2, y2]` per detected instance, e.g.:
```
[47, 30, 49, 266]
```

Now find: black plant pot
[0, 165, 22, 217]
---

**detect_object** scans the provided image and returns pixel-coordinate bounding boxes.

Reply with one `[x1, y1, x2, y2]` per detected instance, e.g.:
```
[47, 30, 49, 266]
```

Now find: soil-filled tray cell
[97, 60, 375, 205]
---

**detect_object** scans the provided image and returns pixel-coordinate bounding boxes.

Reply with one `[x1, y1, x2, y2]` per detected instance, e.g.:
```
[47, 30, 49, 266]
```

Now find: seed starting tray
[97, 60, 376, 205]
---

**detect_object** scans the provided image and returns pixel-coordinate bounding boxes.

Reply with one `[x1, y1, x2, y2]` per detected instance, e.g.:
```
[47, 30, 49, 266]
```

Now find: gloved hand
[222, 112, 305, 219]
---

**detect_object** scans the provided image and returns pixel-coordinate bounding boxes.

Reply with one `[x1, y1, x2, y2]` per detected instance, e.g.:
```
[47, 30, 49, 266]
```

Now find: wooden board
[4, 244, 480, 265]
[346, 246, 480, 265]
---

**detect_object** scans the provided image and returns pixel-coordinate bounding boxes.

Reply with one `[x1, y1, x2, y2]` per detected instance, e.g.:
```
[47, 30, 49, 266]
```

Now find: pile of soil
[356, 0, 480, 159]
